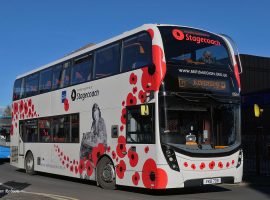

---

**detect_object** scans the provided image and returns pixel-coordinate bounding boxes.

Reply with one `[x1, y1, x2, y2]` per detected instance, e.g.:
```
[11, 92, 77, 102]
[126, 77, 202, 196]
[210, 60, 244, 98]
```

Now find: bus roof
[16, 24, 223, 79]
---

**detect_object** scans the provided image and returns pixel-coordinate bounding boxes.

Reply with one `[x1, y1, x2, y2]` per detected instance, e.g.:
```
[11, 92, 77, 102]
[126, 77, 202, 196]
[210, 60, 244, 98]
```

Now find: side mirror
[140, 105, 149, 116]
[254, 104, 263, 118]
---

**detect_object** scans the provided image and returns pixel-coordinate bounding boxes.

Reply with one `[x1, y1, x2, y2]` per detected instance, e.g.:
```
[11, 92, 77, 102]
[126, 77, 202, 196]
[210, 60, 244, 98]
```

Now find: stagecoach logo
[71, 88, 99, 101]
[71, 89, 77, 101]
[172, 29, 221, 46]
[61, 91, 67, 103]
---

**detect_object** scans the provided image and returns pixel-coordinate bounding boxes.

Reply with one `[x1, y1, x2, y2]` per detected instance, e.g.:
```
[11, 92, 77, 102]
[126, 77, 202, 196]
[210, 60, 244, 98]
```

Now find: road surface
[0, 160, 269, 200]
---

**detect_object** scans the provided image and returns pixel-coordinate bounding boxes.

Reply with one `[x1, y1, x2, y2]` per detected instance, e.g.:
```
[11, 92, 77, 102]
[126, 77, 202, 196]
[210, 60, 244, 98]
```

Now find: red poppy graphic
[62, 160, 65, 165]
[138, 90, 147, 104]
[183, 162, 188, 168]
[128, 148, 139, 167]
[64, 98, 69, 111]
[78, 159, 85, 174]
[19, 100, 24, 113]
[120, 125, 124, 132]
[133, 87, 138, 94]
[112, 151, 116, 159]
[28, 109, 32, 118]
[132, 172, 140, 185]
[107, 146, 111, 153]
[126, 93, 137, 106]
[226, 162, 230, 168]
[147, 29, 154, 40]
[116, 160, 126, 179]
[66, 163, 69, 169]
[232, 160, 235, 165]
[129, 73, 138, 85]
[28, 99, 32, 107]
[209, 161, 215, 169]
[75, 166, 78, 174]
[144, 146, 149, 154]
[121, 108, 126, 124]
[141, 45, 166, 92]
[200, 162, 206, 170]
[92, 143, 105, 166]
[64, 156, 66, 161]
[13, 102, 18, 114]
[116, 136, 127, 158]
[218, 162, 223, 169]
[142, 158, 168, 189]
[85, 160, 93, 176]
[122, 101, 125, 106]
[191, 164, 196, 170]
[24, 102, 28, 114]
[31, 104, 34, 112]
[70, 165, 74, 172]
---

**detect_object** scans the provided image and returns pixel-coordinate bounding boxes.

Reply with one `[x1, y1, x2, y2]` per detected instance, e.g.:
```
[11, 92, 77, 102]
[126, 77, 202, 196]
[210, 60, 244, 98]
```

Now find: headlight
[162, 145, 180, 172]
[236, 149, 243, 168]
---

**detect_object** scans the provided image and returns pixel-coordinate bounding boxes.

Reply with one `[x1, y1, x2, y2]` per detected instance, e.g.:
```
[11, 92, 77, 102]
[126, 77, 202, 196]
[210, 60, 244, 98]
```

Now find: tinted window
[121, 33, 152, 72]
[126, 104, 155, 144]
[25, 73, 39, 97]
[71, 55, 92, 85]
[95, 43, 120, 79]
[71, 114, 79, 143]
[61, 62, 71, 88]
[39, 118, 52, 142]
[158, 26, 232, 68]
[52, 65, 62, 89]
[20, 119, 38, 142]
[13, 79, 22, 101]
[52, 115, 70, 143]
[39, 68, 52, 93]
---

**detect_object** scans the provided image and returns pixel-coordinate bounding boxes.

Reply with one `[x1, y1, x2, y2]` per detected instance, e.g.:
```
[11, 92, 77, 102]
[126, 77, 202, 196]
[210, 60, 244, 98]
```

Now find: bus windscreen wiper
[170, 92, 199, 103]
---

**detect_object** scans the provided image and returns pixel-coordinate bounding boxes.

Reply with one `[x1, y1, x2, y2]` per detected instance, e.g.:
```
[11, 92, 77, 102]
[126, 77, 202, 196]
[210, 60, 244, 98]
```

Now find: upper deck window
[52, 65, 62, 89]
[39, 68, 52, 93]
[94, 43, 120, 79]
[71, 55, 92, 85]
[52, 62, 71, 90]
[26, 73, 39, 97]
[121, 33, 152, 72]
[158, 26, 232, 70]
[13, 78, 25, 101]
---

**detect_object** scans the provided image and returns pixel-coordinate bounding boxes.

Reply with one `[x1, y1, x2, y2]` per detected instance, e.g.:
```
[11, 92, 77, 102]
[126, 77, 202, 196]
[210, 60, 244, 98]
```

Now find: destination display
[178, 76, 229, 92]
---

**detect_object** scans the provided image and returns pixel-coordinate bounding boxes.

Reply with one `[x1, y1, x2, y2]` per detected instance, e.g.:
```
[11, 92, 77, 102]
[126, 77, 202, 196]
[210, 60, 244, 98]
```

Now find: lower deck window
[19, 113, 79, 143]
[126, 104, 155, 144]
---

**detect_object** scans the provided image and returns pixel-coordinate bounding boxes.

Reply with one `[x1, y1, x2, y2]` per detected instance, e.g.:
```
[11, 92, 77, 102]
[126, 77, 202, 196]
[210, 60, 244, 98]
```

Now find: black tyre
[96, 156, 116, 189]
[25, 152, 35, 175]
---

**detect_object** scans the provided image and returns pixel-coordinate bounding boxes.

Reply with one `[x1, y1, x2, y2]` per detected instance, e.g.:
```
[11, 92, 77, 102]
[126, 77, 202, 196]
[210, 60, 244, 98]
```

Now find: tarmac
[0, 175, 269, 200]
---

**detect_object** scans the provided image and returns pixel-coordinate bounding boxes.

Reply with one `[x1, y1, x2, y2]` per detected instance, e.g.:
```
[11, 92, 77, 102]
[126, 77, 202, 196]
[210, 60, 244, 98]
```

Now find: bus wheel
[25, 152, 35, 175]
[97, 156, 116, 189]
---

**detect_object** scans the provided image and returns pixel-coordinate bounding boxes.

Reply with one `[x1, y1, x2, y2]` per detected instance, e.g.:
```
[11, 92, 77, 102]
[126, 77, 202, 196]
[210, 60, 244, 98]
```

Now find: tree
[3, 105, 12, 117]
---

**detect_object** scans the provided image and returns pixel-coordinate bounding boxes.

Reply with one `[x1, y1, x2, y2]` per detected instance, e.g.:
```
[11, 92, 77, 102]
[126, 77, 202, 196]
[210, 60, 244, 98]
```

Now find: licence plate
[203, 178, 221, 185]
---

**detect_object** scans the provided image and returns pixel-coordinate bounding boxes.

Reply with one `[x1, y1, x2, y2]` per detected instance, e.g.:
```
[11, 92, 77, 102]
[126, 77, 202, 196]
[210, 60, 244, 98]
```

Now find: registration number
[203, 178, 221, 185]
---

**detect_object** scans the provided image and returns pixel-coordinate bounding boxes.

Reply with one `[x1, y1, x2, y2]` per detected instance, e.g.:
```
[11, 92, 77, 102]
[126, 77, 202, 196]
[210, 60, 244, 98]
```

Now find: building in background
[240, 54, 270, 176]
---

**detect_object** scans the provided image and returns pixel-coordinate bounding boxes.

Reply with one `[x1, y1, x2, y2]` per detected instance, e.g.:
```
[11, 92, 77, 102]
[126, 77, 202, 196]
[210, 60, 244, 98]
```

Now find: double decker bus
[11, 24, 243, 189]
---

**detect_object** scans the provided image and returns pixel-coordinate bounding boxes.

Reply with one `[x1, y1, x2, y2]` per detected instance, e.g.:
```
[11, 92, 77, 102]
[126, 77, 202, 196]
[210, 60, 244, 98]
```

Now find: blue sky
[0, 0, 269, 107]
